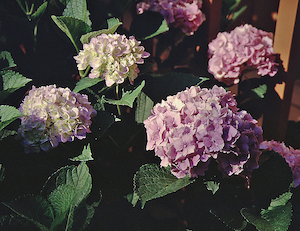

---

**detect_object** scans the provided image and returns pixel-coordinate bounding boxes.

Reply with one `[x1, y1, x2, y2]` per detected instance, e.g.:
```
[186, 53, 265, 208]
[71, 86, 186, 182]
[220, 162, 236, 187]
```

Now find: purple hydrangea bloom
[208, 24, 278, 85]
[260, 140, 300, 187]
[74, 33, 150, 87]
[136, 0, 205, 35]
[144, 85, 263, 178]
[17, 85, 97, 153]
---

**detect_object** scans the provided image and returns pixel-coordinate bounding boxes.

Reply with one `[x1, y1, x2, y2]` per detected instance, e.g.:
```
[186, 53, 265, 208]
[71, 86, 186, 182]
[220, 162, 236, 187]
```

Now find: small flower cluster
[74, 33, 150, 87]
[17, 85, 96, 153]
[136, 0, 205, 35]
[144, 85, 263, 178]
[208, 24, 278, 85]
[260, 140, 300, 187]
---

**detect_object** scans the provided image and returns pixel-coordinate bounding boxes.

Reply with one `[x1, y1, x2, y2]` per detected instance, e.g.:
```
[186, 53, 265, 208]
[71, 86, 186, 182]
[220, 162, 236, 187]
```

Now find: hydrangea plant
[144, 85, 263, 178]
[208, 24, 278, 85]
[17, 85, 96, 153]
[136, 0, 205, 35]
[74, 33, 150, 87]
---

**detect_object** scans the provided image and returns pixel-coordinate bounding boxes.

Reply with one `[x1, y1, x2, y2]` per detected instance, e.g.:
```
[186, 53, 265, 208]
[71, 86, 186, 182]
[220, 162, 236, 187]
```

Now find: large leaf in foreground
[2, 195, 54, 230]
[0, 105, 22, 131]
[133, 164, 195, 208]
[241, 191, 293, 231]
[241, 208, 274, 230]
[260, 192, 293, 231]
[43, 162, 92, 230]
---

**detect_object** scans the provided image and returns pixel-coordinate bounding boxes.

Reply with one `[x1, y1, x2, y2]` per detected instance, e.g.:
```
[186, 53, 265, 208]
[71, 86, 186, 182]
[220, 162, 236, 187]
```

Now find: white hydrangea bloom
[74, 33, 150, 87]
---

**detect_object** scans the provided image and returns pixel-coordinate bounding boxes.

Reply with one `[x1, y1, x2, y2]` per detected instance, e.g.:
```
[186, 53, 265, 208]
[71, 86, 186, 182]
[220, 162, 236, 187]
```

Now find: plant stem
[116, 84, 121, 116]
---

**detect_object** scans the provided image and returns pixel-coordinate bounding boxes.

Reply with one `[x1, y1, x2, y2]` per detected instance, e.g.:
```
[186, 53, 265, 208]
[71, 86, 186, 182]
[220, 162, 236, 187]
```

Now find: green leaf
[63, 0, 92, 27]
[260, 192, 293, 231]
[70, 143, 94, 162]
[107, 17, 122, 30]
[80, 18, 122, 44]
[231, 5, 247, 21]
[48, 185, 76, 230]
[268, 192, 293, 209]
[228, 0, 241, 12]
[0, 163, 5, 182]
[133, 164, 195, 208]
[252, 84, 267, 98]
[210, 209, 247, 231]
[143, 19, 169, 40]
[0, 51, 16, 69]
[31, 2, 48, 20]
[241, 208, 274, 231]
[261, 203, 292, 231]
[72, 77, 103, 93]
[72, 191, 102, 230]
[2, 195, 54, 231]
[103, 80, 145, 108]
[204, 181, 220, 195]
[135, 91, 154, 123]
[0, 129, 17, 140]
[51, 15, 91, 52]
[126, 191, 140, 207]
[0, 105, 22, 131]
[47, 162, 92, 230]
[1, 70, 32, 93]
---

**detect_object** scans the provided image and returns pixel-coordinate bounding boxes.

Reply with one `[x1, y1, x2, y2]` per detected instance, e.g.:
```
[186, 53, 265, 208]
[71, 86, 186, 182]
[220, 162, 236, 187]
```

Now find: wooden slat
[262, 0, 300, 141]
[202, 0, 223, 41]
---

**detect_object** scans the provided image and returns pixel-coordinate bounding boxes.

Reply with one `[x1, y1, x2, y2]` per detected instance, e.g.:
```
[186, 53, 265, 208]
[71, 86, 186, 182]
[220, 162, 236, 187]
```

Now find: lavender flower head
[208, 24, 278, 85]
[136, 0, 205, 35]
[260, 140, 300, 187]
[144, 85, 263, 178]
[17, 85, 96, 153]
[74, 33, 150, 87]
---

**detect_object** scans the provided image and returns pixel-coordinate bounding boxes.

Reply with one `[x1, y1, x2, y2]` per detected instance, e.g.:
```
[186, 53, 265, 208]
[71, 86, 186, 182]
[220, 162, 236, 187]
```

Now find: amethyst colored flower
[17, 85, 96, 153]
[208, 24, 278, 85]
[74, 33, 150, 87]
[144, 85, 263, 178]
[260, 140, 300, 187]
[136, 0, 205, 35]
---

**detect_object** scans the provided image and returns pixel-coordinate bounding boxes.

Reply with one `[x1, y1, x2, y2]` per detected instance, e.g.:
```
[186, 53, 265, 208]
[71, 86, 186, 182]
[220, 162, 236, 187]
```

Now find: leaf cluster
[0, 144, 100, 231]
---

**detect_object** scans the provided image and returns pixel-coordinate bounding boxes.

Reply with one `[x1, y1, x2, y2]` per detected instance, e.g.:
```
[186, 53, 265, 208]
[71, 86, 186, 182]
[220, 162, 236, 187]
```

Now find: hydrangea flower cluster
[136, 0, 205, 35]
[144, 85, 263, 178]
[17, 85, 96, 153]
[260, 140, 300, 187]
[74, 33, 150, 87]
[208, 24, 278, 85]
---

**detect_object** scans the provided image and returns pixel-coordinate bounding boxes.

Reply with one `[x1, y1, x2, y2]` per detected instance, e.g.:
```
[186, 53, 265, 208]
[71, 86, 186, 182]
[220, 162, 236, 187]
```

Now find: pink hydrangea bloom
[74, 33, 150, 87]
[17, 85, 96, 153]
[144, 85, 263, 178]
[208, 24, 278, 85]
[260, 140, 300, 187]
[136, 0, 205, 35]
